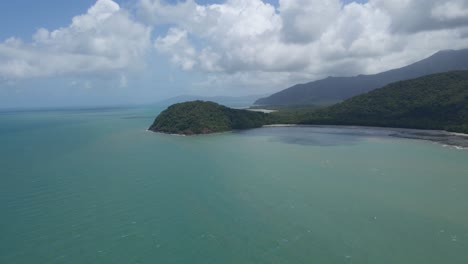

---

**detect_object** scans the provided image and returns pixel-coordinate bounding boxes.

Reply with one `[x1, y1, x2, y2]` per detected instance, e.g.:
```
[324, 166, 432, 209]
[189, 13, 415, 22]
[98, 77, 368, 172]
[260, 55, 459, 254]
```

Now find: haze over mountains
[255, 49, 468, 106]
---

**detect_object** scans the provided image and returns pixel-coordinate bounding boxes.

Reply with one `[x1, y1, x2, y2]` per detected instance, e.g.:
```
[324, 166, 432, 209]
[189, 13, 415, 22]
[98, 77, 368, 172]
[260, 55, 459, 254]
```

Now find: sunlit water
[1, 107, 467, 264]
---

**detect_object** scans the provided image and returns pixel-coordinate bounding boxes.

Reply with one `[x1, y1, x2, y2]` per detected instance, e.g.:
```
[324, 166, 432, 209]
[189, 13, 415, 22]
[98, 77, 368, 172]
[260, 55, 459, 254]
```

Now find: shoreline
[263, 124, 298, 127]
[146, 128, 232, 136]
[148, 124, 468, 138]
[264, 124, 468, 137]
[448, 132, 468, 138]
[147, 125, 468, 148]
[246, 108, 278, 113]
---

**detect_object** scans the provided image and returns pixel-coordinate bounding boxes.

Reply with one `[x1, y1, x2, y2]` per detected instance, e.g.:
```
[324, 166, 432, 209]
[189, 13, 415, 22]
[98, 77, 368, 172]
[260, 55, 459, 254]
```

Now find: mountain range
[255, 49, 468, 106]
[300, 71, 468, 133]
[149, 71, 468, 135]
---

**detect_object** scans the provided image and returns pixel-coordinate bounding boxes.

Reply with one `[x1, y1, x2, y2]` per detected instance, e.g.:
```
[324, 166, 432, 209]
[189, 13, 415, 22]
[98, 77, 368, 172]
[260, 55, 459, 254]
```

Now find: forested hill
[255, 49, 468, 106]
[148, 101, 271, 135]
[149, 72, 468, 135]
[301, 71, 468, 134]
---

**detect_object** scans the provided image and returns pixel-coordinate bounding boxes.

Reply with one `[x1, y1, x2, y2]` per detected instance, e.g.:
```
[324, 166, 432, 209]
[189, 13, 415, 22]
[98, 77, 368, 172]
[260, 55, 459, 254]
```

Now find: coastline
[246, 108, 278, 113]
[146, 128, 232, 136]
[261, 124, 468, 149]
[263, 124, 298, 127]
[147, 124, 468, 148]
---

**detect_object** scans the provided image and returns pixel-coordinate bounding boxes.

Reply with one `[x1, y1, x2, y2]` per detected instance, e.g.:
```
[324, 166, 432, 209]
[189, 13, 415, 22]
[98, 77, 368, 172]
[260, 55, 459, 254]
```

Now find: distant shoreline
[262, 124, 298, 127]
[449, 132, 468, 138]
[246, 108, 278, 113]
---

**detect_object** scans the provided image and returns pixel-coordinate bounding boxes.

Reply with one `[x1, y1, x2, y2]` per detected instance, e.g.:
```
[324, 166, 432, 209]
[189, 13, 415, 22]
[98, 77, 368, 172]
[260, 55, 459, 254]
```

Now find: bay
[1, 107, 467, 264]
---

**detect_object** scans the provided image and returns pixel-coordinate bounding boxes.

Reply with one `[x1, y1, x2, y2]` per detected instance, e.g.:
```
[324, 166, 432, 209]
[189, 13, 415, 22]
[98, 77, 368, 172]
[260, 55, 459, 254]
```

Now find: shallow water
[1, 107, 468, 264]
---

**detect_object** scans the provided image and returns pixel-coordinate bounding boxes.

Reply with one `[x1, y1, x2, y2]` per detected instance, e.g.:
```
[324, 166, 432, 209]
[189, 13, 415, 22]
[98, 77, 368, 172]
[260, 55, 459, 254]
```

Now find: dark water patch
[304, 125, 468, 148]
[237, 126, 363, 146]
[238, 125, 468, 149]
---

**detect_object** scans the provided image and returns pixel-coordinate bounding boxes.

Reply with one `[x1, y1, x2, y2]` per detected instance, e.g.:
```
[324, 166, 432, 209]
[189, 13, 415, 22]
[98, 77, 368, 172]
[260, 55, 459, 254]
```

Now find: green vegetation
[300, 71, 468, 134]
[149, 101, 272, 135]
[150, 71, 468, 135]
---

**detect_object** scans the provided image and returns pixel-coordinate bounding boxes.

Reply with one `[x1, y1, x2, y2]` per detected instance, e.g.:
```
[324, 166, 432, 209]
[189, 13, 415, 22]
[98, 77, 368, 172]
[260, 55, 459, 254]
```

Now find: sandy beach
[448, 132, 468, 138]
[246, 109, 278, 113]
[263, 124, 298, 127]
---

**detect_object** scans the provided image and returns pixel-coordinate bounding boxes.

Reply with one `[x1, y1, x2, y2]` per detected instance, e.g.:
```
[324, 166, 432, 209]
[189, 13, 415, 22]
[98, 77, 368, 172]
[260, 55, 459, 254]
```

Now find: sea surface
[1, 106, 468, 264]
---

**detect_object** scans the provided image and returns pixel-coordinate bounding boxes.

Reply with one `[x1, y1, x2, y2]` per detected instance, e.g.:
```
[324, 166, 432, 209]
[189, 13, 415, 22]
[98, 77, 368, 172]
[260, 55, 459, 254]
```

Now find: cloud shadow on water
[237, 126, 368, 147]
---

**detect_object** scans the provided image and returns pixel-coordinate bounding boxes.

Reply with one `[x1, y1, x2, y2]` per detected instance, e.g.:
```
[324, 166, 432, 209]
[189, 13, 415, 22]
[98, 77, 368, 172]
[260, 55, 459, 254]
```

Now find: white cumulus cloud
[0, 0, 151, 80]
[372, 0, 468, 33]
[155, 28, 197, 70]
[2, 0, 468, 96]
[279, 0, 342, 43]
[138, 0, 468, 92]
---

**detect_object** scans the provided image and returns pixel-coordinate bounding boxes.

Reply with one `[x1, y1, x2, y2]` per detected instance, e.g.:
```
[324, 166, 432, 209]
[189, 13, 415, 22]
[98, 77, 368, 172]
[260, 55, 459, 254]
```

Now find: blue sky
[0, 0, 96, 41]
[0, 0, 466, 108]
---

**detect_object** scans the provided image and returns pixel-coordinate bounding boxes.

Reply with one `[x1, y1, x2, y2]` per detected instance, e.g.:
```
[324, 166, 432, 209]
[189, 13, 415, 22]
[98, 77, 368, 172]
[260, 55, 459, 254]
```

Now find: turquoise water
[1, 107, 468, 264]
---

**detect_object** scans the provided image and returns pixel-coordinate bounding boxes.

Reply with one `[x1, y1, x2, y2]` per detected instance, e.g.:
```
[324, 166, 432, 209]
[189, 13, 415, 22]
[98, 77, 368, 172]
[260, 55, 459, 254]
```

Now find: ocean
[1, 106, 467, 264]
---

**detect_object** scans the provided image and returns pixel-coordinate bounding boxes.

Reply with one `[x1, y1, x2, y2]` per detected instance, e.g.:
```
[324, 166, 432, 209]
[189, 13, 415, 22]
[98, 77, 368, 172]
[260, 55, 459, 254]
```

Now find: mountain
[300, 71, 468, 134]
[158, 94, 265, 108]
[148, 101, 271, 135]
[255, 49, 468, 106]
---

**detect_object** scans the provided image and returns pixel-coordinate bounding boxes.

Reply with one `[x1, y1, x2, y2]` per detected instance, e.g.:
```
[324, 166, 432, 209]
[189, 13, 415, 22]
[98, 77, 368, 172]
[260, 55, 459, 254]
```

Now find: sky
[1, 0, 468, 108]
